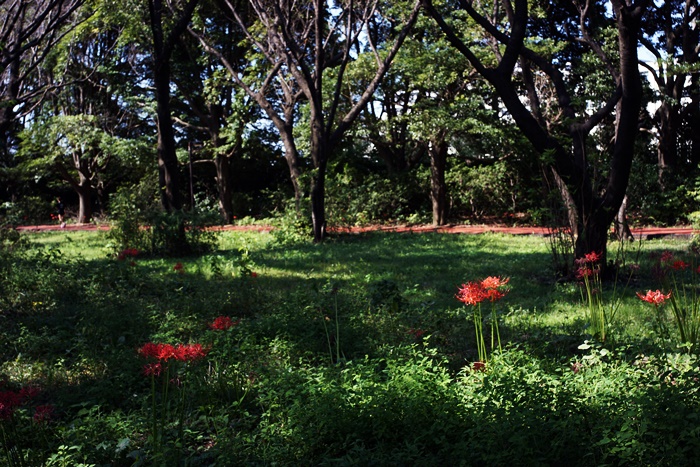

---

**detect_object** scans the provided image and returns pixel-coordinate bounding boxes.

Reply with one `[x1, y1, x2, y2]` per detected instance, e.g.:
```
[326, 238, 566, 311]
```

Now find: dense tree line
[1, 0, 699, 255]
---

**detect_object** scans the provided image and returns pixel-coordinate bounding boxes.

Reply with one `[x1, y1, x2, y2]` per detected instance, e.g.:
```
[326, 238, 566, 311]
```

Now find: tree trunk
[76, 178, 92, 224]
[215, 154, 233, 223]
[429, 140, 448, 226]
[613, 194, 633, 241]
[154, 62, 182, 212]
[657, 100, 679, 188]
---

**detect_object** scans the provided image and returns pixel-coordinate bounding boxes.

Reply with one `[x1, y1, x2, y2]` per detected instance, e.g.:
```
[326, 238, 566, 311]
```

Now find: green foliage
[4, 231, 700, 464]
[106, 186, 219, 257]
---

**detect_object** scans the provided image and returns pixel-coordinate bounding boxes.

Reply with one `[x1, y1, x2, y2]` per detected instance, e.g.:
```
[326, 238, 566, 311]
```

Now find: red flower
[139, 342, 176, 361]
[472, 361, 486, 372]
[660, 251, 674, 264]
[143, 362, 163, 377]
[210, 316, 240, 331]
[174, 343, 209, 362]
[174, 262, 184, 273]
[0, 391, 22, 420]
[251, 272, 258, 278]
[33, 405, 54, 424]
[636, 290, 672, 306]
[456, 282, 487, 305]
[480, 276, 509, 290]
[575, 266, 595, 280]
[571, 362, 583, 374]
[672, 260, 689, 270]
[118, 248, 139, 261]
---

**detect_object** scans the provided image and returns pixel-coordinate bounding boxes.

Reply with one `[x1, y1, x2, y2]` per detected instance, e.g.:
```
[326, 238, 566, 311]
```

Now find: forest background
[1, 0, 699, 252]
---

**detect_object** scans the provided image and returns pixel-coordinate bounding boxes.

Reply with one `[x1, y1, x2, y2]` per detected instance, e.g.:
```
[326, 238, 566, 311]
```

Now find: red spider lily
[18, 386, 40, 401]
[582, 251, 601, 264]
[456, 282, 488, 305]
[173, 262, 184, 273]
[636, 290, 672, 306]
[660, 251, 674, 264]
[481, 276, 509, 290]
[575, 266, 596, 280]
[472, 361, 486, 372]
[139, 342, 208, 363]
[139, 342, 177, 361]
[251, 272, 258, 278]
[117, 248, 139, 261]
[173, 343, 209, 362]
[0, 390, 22, 419]
[485, 288, 506, 302]
[672, 260, 689, 270]
[33, 404, 54, 424]
[143, 362, 163, 377]
[210, 316, 240, 331]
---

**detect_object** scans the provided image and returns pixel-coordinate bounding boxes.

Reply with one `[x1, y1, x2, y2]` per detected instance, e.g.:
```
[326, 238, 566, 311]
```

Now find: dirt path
[14, 223, 696, 238]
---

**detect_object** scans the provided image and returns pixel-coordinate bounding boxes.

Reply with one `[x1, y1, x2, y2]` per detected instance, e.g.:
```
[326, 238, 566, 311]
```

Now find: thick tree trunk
[76, 178, 92, 224]
[154, 64, 182, 212]
[429, 140, 448, 226]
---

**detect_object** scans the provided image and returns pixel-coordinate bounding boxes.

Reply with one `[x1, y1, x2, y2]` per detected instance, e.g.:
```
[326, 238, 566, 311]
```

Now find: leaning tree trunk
[429, 140, 448, 226]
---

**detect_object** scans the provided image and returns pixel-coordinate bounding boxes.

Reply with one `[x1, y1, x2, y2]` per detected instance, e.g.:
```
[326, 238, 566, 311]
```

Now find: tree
[195, 0, 421, 242]
[639, 0, 700, 186]
[0, 0, 85, 199]
[146, 0, 199, 212]
[423, 0, 649, 263]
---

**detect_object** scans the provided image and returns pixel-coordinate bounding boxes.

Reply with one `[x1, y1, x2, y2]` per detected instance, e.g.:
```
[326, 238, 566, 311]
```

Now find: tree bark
[215, 154, 233, 223]
[429, 140, 448, 226]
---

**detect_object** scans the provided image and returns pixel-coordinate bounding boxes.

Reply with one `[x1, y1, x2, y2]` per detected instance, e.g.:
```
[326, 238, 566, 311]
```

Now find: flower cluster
[173, 262, 184, 273]
[636, 289, 672, 306]
[138, 342, 209, 378]
[456, 276, 510, 305]
[209, 316, 240, 331]
[117, 248, 139, 261]
[0, 386, 50, 423]
[575, 251, 601, 280]
[139, 342, 209, 363]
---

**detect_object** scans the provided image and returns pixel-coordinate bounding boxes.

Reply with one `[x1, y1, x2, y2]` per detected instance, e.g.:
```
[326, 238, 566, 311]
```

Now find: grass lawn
[1, 229, 699, 465]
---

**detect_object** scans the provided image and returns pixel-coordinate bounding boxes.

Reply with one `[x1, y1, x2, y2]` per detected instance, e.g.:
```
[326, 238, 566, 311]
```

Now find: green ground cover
[1, 229, 699, 465]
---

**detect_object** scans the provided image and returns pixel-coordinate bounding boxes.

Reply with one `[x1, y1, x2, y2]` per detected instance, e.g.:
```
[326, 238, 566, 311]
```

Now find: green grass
[2, 230, 699, 465]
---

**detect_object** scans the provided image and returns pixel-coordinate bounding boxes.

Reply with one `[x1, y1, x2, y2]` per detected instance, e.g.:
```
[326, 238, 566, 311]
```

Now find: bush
[107, 187, 219, 257]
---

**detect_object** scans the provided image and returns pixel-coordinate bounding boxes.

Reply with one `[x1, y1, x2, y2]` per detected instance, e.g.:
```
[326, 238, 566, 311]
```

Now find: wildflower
[143, 362, 163, 377]
[472, 361, 486, 372]
[118, 248, 139, 261]
[660, 251, 674, 264]
[173, 343, 209, 362]
[139, 342, 176, 361]
[456, 282, 487, 305]
[575, 266, 594, 280]
[251, 272, 258, 278]
[481, 276, 509, 290]
[582, 251, 601, 264]
[672, 260, 689, 270]
[0, 391, 22, 420]
[174, 262, 184, 273]
[33, 405, 54, 424]
[210, 316, 240, 331]
[636, 289, 672, 306]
